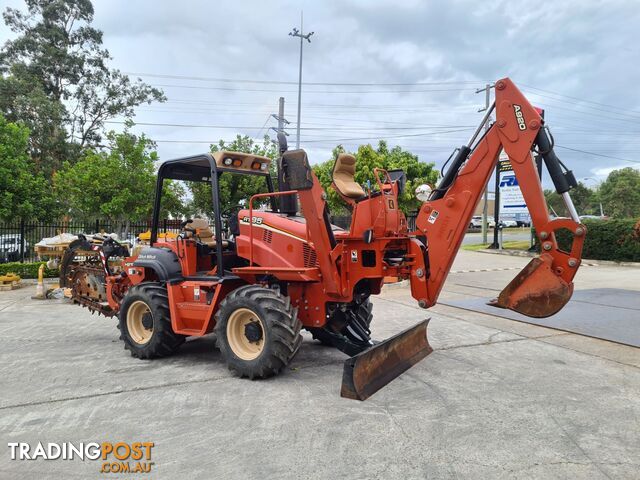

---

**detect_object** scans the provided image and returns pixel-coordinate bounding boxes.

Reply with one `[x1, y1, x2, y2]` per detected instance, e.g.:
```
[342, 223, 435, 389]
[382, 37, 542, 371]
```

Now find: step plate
[341, 319, 433, 401]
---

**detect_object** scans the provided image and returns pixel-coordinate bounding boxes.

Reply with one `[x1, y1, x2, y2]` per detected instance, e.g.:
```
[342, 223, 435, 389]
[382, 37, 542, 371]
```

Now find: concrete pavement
[1, 251, 639, 479]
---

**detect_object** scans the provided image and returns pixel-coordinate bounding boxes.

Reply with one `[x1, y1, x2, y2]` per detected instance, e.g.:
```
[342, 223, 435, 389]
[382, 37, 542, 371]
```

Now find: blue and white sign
[498, 155, 528, 216]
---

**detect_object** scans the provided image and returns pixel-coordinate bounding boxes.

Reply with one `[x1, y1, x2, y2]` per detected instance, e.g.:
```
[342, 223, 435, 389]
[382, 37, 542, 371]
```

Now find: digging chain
[70, 266, 116, 317]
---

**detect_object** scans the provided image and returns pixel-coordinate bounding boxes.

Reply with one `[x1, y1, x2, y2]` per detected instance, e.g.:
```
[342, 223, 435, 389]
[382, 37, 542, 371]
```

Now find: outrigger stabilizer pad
[340, 319, 433, 401]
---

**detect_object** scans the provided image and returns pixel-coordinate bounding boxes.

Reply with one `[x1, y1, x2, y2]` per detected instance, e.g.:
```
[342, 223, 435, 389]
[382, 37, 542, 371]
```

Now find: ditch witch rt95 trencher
[62, 78, 585, 400]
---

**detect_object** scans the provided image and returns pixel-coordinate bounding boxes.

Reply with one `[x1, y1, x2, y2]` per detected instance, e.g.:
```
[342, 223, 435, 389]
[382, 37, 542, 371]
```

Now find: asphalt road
[462, 228, 532, 245]
[1, 251, 639, 479]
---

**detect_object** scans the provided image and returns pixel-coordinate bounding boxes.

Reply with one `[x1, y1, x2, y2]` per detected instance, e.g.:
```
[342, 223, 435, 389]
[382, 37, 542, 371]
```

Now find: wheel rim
[226, 308, 265, 360]
[127, 300, 154, 345]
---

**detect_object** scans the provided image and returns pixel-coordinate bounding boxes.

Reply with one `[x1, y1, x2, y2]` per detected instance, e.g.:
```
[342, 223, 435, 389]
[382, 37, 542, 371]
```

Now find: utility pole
[289, 12, 313, 150]
[270, 97, 297, 215]
[476, 83, 494, 244]
[270, 96, 290, 139]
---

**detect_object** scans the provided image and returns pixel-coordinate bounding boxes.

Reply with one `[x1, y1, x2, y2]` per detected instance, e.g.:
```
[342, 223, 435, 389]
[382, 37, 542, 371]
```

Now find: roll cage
[150, 153, 276, 277]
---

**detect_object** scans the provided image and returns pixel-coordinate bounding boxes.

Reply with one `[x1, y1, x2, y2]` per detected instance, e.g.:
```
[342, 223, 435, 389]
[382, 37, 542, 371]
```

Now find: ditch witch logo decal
[8, 442, 155, 474]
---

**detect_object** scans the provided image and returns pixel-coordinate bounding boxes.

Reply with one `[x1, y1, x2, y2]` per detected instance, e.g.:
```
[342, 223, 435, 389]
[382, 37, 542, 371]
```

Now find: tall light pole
[476, 83, 494, 244]
[289, 12, 313, 149]
[581, 177, 604, 216]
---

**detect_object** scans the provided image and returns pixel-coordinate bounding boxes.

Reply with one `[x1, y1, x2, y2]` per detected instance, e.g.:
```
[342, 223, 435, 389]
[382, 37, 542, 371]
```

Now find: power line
[521, 83, 640, 116]
[555, 145, 640, 165]
[124, 71, 480, 87]
[125, 70, 638, 118]
[154, 140, 246, 144]
[164, 98, 476, 108]
[522, 91, 640, 122]
[532, 102, 640, 126]
[106, 121, 271, 129]
[105, 120, 474, 131]
[302, 127, 473, 143]
[254, 114, 273, 138]
[148, 128, 472, 145]
[151, 83, 474, 94]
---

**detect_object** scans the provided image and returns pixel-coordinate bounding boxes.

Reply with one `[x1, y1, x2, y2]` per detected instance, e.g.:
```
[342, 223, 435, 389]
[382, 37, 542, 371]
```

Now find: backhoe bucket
[489, 255, 573, 318]
[341, 319, 433, 401]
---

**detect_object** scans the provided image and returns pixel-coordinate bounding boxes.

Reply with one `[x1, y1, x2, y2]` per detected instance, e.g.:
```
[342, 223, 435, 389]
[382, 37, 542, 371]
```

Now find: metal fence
[0, 212, 420, 264]
[0, 219, 187, 263]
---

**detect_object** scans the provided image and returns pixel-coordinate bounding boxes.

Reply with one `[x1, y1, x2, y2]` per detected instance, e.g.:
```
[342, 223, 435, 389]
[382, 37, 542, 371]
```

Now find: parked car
[469, 216, 496, 229]
[579, 215, 609, 221]
[516, 220, 531, 227]
[501, 219, 518, 228]
[0, 234, 29, 263]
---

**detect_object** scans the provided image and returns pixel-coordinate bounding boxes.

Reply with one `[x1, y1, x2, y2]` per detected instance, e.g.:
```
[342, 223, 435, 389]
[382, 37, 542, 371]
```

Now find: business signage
[498, 154, 528, 216]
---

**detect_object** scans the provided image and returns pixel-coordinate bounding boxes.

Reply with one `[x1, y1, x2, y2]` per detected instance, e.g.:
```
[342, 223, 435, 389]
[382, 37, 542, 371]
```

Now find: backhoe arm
[413, 78, 585, 318]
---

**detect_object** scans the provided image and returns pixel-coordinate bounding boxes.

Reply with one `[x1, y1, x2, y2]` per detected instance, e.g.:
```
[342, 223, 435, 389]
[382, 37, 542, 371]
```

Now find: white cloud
[592, 165, 638, 179]
[1, 0, 639, 175]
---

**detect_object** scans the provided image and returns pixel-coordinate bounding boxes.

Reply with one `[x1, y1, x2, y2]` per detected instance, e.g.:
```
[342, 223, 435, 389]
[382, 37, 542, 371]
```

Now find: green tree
[544, 182, 595, 217]
[0, 115, 55, 221]
[189, 135, 278, 216]
[0, 75, 70, 175]
[313, 141, 437, 214]
[598, 167, 640, 218]
[54, 130, 185, 235]
[0, 0, 165, 176]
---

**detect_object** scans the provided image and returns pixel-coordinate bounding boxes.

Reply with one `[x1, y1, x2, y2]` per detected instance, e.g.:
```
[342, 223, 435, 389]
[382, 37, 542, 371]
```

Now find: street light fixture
[289, 12, 314, 150]
[581, 176, 599, 185]
[580, 177, 605, 216]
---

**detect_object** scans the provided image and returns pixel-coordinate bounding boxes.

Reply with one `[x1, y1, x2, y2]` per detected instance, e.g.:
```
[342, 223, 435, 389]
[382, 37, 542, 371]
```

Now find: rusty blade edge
[340, 319, 433, 401]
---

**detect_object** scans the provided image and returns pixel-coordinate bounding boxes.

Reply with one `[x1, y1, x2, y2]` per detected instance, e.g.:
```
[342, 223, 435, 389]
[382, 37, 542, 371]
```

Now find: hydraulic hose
[534, 129, 577, 195]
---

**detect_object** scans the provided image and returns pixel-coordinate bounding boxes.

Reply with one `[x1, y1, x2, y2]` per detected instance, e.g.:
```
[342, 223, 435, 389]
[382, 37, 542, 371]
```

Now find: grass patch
[462, 243, 491, 251]
[463, 240, 531, 252]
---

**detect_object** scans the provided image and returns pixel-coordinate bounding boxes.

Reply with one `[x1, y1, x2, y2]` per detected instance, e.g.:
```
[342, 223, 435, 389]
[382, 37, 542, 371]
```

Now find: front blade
[341, 319, 433, 401]
[489, 256, 573, 318]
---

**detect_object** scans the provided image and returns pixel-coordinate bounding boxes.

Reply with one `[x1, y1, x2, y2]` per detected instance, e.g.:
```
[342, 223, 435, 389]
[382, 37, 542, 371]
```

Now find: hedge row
[0, 261, 60, 279]
[555, 219, 640, 262]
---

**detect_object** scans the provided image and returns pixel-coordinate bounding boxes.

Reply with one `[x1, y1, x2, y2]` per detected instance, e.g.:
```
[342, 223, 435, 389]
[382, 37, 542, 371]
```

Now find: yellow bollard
[31, 264, 46, 300]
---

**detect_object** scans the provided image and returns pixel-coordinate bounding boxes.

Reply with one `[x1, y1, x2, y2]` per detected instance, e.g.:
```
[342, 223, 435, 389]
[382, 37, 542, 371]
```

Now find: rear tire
[215, 285, 302, 379]
[118, 283, 185, 359]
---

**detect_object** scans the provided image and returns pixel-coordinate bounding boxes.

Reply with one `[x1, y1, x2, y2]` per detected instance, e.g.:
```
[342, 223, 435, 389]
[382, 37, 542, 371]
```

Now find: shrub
[0, 261, 59, 279]
[555, 219, 640, 262]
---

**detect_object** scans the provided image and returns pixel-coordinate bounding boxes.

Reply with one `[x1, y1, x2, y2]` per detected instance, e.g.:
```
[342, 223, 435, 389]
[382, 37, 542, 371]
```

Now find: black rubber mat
[441, 288, 640, 347]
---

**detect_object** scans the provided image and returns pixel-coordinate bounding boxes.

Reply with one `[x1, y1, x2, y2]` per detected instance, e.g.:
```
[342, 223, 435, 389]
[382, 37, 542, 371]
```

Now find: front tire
[215, 285, 302, 379]
[118, 283, 185, 359]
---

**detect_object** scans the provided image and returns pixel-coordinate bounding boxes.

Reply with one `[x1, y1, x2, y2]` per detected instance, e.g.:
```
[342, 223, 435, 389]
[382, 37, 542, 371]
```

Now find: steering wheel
[220, 206, 244, 220]
[178, 219, 197, 240]
[219, 206, 244, 239]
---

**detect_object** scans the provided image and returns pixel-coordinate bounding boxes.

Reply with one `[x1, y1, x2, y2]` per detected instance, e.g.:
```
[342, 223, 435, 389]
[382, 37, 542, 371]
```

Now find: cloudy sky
[3, 0, 640, 184]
